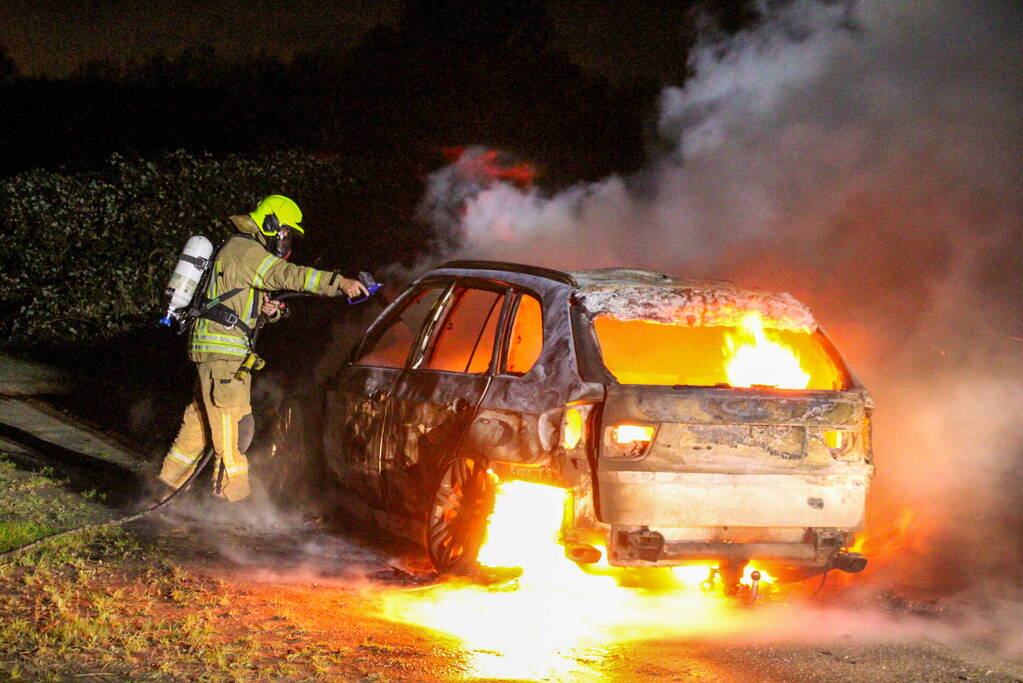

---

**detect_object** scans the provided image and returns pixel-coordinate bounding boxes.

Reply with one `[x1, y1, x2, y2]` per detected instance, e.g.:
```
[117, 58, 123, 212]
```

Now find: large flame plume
[725, 312, 811, 389]
[381, 480, 777, 680]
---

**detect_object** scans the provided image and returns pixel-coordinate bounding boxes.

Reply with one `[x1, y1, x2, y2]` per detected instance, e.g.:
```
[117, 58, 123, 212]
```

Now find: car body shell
[318, 261, 874, 574]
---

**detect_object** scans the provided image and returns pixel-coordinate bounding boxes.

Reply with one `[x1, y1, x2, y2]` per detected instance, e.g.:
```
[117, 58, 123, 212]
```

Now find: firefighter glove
[325, 273, 369, 299]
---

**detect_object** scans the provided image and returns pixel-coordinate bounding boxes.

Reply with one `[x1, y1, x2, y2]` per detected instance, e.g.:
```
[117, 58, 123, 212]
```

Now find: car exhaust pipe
[831, 551, 867, 574]
[565, 543, 602, 564]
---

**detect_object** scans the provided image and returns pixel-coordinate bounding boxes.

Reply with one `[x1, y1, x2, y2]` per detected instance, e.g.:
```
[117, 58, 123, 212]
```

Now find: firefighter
[154, 195, 367, 503]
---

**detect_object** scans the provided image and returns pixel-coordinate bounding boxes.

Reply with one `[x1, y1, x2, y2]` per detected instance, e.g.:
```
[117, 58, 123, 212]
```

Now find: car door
[376, 282, 509, 516]
[460, 289, 552, 467]
[324, 281, 451, 502]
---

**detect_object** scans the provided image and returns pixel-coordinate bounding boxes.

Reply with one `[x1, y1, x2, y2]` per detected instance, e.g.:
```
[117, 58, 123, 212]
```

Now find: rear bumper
[606, 526, 851, 568]
[596, 468, 871, 528]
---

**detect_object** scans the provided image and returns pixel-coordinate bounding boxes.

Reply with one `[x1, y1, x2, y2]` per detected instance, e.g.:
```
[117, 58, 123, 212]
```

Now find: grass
[0, 453, 364, 681]
[0, 455, 116, 558]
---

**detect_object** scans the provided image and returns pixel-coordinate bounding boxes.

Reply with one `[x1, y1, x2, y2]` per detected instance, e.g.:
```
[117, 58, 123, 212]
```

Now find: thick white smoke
[424, 0, 1023, 593]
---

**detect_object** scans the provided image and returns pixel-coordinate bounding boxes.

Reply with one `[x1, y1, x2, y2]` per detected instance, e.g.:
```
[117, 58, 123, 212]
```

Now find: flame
[380, 481, 777, 680]
[475, 481, 573, 573]
[851, 508, 929, 564]
[725, 312, 811, 389]
[443, 146, 537, 188]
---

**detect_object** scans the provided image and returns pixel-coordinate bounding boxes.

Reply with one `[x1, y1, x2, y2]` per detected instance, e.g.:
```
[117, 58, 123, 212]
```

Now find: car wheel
[426, 455, 495, 574]
[265, 400, 311, 505]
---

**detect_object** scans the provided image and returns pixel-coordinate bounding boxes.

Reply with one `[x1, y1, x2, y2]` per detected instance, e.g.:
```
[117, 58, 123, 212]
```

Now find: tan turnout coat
[188, 215, 342, 363]
[159, 214, 344, 501]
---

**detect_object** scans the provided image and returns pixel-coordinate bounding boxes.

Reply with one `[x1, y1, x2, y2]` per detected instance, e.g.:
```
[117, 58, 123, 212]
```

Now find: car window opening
[504, 294, 543, 375]
[592, 315, 847, 390]
[355, 286, 447, 368]
[422, 288, 504, 373]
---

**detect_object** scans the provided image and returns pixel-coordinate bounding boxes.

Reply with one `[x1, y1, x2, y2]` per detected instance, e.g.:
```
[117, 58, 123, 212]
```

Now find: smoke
[422, 0, 1023, 593]
[152, 483, 403, 587]
[126, 7, 1022, 668]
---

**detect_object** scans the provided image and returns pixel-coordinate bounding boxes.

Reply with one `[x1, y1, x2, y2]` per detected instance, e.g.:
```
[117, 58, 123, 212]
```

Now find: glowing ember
[725, 312, 810, 389]
[380, 481, 778, 679]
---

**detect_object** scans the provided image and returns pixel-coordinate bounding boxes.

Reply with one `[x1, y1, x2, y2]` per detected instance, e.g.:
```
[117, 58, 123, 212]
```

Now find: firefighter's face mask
[258, 212, 300, 260]
[272, 226, 296, 260]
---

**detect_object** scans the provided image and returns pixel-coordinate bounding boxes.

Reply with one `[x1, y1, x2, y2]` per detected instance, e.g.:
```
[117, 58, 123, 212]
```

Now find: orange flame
[380, 481, 777, 679]
[851, 508, 930, 562]
[725, 312, 810, 389]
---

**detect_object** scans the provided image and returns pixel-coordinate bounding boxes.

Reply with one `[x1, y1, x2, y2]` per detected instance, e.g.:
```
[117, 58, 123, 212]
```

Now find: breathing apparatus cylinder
[159, 235, 214, 327]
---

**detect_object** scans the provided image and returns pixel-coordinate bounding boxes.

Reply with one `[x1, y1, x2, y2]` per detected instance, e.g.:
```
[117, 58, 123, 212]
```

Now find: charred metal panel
[602, 385, 866, 426]
[605, 526, 856, 568]
[463, 408, 532, 461]
[596, 469, 871, 529]
[463, 409, 518, 451]
[563, 477, 605, 545]
[323, 364, 400, 502]
[475, 285, 603, 471]
[618, 423, 837, 474]
[611, 537, 818, 565]
[667, 424, 808, 462]
[378, 369, 489, 515]
[598, 384, 869, 477]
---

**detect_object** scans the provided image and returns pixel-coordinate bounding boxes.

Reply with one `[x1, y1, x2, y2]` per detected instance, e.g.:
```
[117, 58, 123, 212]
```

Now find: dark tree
[401, 0, 552, 50]
[0, 0, 761, 184]
[0, 43, 17, 80]
[331, 0, 648, 184]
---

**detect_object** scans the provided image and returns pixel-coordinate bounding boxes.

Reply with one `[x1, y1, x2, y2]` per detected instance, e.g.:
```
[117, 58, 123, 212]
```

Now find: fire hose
[234, 274, 383, 380]
[2, 276, 383, 562]
[0, 446, 215, 562]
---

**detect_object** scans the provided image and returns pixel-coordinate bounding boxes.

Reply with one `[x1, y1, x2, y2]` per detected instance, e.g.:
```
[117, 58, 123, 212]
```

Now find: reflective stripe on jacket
[188, 215, 335, 363]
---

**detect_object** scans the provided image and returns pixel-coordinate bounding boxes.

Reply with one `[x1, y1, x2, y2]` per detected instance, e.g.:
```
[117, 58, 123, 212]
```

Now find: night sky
[0, 0, 716, 84]
[0, 0, 402, 77]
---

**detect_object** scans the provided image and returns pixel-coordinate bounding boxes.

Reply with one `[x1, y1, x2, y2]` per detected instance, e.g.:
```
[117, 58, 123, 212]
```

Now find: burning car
[275, 261, 872, 591]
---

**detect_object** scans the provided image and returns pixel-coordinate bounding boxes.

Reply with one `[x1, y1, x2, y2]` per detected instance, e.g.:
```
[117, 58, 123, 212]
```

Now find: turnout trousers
[158, 359, 254, 502]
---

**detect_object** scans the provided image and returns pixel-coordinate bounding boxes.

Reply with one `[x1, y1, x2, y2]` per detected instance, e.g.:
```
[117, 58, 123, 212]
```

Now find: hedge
[0, 150, 368, 346]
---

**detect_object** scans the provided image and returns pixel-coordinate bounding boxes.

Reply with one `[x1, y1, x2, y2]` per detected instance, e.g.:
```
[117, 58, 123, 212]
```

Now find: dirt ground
[2, 354, 1023, 682]
[3, 461, 1023, 683]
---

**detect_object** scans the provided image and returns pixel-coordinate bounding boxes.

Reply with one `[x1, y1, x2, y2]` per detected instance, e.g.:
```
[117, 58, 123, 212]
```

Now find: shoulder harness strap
[189, 288, 254, 337]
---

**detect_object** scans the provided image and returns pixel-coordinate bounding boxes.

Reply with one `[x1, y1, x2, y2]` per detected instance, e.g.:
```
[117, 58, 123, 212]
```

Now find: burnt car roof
[424, 261, 817, 332]
[428, 260, 577, 285]
[571, 268, 817, 332]
[569, 267, 734, 291]
[429, 261, 769, 293]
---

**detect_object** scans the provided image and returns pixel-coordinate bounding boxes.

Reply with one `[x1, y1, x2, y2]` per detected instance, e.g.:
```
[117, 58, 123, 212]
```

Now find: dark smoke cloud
[423, 0, 1023, 593]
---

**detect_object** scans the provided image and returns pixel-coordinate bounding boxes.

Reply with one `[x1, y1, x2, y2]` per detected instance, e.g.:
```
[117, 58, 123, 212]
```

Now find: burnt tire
[426, 455, 495, 575]
[264, 400, 313, 506]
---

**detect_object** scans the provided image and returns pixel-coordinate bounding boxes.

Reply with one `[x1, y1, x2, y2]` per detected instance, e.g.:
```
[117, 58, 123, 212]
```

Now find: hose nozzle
[347, 271, 382, 304]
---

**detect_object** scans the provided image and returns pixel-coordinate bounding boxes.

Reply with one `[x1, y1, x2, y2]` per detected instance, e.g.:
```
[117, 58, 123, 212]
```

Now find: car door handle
[447, 397, 469, 412]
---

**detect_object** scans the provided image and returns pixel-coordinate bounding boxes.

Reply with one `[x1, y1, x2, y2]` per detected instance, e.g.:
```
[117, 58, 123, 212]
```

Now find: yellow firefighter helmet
[250, 195, 304, 236]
